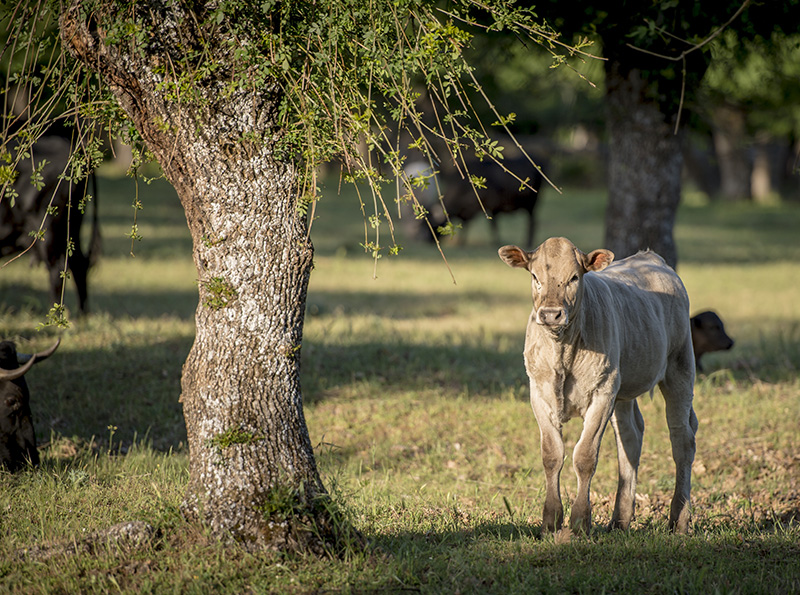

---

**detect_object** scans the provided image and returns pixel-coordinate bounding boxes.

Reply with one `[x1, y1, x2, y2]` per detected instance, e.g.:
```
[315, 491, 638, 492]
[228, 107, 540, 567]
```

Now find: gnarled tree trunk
[603, 62, 683, 269]
[61, 2, 336, 552]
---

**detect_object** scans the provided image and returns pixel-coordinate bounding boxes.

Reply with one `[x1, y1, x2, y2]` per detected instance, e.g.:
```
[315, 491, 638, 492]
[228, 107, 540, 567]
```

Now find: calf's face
[691, 311, 734, 355]
[499, 237, 614, 329]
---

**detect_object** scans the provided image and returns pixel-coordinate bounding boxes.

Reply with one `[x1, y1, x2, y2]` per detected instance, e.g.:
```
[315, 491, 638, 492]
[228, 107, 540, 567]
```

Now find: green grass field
[1, 171, 799, 593]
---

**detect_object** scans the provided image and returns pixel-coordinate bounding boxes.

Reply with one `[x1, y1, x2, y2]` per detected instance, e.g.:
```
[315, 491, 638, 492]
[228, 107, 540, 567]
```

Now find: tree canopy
[2, 0, 598, 277]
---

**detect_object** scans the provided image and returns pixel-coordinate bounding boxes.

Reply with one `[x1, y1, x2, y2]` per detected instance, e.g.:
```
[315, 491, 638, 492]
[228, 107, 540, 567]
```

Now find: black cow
[1, 135, 100, 313]
[0, 338, 60, 471]
[421, 155, 547, 248]
[691, 310, 735, 372]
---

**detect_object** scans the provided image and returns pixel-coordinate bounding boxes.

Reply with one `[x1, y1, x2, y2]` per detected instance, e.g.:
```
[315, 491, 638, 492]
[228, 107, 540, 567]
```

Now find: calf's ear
[584, 249, 614, 272]
[498, 245, 530, 268]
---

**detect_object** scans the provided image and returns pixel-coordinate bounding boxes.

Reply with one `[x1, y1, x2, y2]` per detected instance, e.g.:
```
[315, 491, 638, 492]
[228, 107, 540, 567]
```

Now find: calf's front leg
[570, 396, 615, 533]
[530, 393, 565, 533]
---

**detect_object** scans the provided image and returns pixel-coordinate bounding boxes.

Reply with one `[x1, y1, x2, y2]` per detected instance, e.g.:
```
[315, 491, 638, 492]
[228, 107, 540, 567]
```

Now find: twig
[624, 0, 752, 133]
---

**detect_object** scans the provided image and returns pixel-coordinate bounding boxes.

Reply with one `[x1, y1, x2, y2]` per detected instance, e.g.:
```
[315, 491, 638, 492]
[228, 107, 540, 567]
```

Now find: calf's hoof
[607, 518, 632, 531]
[569, 517, 591, 535]
[541, 507, 564, 535]
[669, 515, 691, 534]
[669, 499, 692, 534]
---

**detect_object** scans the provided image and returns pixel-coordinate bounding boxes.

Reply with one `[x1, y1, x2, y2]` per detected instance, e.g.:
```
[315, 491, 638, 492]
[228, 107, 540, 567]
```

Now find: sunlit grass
[0, 174, 799, 593]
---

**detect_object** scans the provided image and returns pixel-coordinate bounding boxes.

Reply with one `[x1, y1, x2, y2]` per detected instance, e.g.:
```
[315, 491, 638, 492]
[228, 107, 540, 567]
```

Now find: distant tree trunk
[711, 103, 751, 201]
[750, 140, 772, 203]
[682, 131, 721, 199]
[62, 2, 336, 552]
[603, 62, 682, 269]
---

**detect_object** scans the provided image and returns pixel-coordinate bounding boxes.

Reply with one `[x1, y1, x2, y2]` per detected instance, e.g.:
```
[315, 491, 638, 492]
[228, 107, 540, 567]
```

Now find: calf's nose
[537, 307, 567, 327]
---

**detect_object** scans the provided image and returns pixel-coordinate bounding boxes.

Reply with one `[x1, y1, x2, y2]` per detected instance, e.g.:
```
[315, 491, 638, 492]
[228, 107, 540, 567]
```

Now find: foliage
[702, 29, 800, 139]
[466, 31, 605, 138]
[1, 0, 599, 294]
[203, 0, 595, 258]
[532, 0, 800, 124]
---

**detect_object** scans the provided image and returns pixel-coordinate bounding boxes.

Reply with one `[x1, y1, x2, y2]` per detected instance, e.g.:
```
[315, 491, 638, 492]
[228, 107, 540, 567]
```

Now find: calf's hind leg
[608, 399, 645, 530]
[659, 372, 697, 534]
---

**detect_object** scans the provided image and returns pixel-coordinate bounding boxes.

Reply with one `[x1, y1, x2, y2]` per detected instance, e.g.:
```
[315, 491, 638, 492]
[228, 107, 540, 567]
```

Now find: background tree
[695, 29, 800, 202]
[2, 0, 592, 552]
[530, 0, 800, 268]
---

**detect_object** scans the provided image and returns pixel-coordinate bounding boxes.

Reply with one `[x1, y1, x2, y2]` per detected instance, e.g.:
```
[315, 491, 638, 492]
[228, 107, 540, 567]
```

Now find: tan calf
[499, 237, 697, 534]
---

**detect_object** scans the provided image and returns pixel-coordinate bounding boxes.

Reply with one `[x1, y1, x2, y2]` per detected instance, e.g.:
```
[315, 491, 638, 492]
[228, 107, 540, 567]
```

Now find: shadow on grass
[25, 336, 192, 452]
[302, 337, 526, 403]
[361, 519, 800, 594]
[0, 283, 197, 321]
[306, 288, 525, 319]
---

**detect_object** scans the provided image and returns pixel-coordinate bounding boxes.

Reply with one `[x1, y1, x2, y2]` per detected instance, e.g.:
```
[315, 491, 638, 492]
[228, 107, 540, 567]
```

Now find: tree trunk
[750, 140, 772, 204]
[711, 103, 751, 202]
[603, 62, 683, 269]
[61, 2, 342, 553]
[178, 156, 329, 551]
[682, 130, 721, 199]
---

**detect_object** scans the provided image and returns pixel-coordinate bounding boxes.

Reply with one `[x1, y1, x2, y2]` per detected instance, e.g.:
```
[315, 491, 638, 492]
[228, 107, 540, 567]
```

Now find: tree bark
[711, 103, 751, 202]
[603, 62, 683, 269]
[61, 2, 338, 552]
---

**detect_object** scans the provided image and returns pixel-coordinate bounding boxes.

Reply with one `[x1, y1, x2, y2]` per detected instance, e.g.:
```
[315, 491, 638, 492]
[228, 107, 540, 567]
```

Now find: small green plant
[436, 221, 462, 237]
[207, 427, 263, 452]
[107, 424, 118, 454]
[258, 482, 309, 522]
[202, 235, 224, 248]
[201, 277, 238, 310]
[207, 427, 264, 467]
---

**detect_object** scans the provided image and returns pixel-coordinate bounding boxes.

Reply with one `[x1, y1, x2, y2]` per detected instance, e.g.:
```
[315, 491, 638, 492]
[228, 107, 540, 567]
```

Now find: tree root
[15, 521, 157, 562]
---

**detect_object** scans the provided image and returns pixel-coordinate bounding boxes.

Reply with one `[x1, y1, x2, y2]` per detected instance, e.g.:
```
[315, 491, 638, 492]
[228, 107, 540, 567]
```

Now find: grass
[1, 170, 799, 593]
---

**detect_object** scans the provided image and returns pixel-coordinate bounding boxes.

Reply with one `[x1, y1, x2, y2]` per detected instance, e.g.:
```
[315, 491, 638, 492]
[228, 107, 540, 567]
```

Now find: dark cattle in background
[0, 136, 100, 313]
[691, 310, 735, 372]
[420, 155, 547, 248]
[0, 338, 60, 471]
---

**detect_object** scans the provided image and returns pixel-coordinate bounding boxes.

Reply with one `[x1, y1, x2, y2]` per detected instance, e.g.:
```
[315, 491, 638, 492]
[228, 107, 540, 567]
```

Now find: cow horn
[0, 355, 36, 381]
[33, 337, 61, 362]
[14, 338, 61, 366]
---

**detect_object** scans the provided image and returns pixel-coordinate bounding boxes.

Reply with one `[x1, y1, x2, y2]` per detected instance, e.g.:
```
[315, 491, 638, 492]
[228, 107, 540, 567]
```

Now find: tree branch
[625, 0, 752, 63]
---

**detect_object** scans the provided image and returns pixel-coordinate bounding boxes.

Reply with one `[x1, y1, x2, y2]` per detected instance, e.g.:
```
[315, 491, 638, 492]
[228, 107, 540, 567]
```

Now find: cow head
[499, 237, 614, 331]
[690, 310, 734, 371]
[0, 338, 60, 471]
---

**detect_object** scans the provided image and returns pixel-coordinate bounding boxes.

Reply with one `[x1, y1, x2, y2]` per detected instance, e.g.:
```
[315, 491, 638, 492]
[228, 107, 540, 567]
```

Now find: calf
[499, 237, 697, 535]
[0, 338, 60, 471]
[691, 310, 734, 372]
[1, 135, 99, 313]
